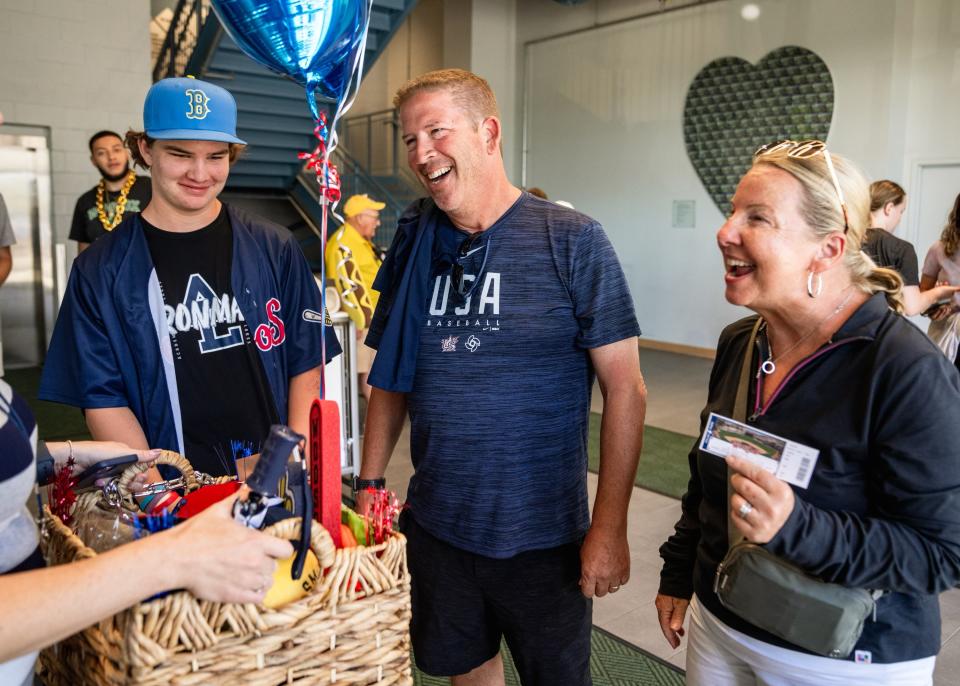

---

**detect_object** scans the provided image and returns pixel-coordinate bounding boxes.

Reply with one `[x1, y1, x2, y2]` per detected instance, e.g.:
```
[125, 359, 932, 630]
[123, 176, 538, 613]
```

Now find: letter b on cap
[185, 89, 210, 120]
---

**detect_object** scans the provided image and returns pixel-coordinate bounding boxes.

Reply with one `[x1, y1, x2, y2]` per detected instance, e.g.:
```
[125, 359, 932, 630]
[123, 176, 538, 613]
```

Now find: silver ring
[610, 585, 620, 591]
[738, 501, 753, 518]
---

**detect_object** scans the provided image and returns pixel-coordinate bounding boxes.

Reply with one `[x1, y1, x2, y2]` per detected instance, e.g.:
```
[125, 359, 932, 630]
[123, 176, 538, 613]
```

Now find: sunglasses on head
[754, 139, 849, 234]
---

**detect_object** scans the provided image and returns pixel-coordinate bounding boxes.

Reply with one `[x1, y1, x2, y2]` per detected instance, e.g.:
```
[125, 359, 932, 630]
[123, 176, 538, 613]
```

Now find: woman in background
[921, 192, 960, 367]
[864, 180, 957, 315]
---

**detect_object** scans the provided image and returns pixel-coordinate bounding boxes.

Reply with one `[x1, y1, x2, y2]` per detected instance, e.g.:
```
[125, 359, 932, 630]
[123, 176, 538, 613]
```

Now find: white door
[0, 127, 55, 370]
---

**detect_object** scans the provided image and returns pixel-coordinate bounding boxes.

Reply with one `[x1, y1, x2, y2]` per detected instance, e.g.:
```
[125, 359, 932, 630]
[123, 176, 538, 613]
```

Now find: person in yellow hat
[325, 194, 385, 401]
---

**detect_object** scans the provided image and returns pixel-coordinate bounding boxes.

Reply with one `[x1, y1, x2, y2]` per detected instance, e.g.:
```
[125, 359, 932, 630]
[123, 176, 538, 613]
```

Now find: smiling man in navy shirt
[358, 68, 646, 685]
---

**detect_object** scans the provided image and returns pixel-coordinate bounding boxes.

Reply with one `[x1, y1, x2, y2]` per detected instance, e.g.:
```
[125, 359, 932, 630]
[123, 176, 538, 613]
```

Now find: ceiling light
[741, 3, 761, 21]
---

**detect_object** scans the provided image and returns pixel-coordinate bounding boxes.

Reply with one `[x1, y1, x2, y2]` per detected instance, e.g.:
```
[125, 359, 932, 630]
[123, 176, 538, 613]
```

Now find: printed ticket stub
[699, 413, 819, 488]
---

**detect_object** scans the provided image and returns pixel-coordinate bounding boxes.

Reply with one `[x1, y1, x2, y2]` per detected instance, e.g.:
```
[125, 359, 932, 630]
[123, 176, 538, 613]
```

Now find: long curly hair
[941, 192, 960, 258]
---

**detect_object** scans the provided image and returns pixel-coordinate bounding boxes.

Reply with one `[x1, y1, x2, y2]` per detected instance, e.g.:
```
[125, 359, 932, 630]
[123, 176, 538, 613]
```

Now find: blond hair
[941, 192, 960, 258]
[124, 129, 245, 170]
[393, 69, 499, 126]
[754, 147, 904, 313]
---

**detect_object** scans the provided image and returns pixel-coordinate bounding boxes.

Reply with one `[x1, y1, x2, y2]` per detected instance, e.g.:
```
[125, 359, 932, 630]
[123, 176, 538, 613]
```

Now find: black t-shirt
[862, 228, 920, 287]
[142, 207, 276, 476]
[69, 175, 152, 244]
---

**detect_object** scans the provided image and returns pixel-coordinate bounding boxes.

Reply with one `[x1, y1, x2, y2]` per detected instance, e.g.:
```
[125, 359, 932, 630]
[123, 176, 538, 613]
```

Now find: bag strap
[728, 318, 764, 546]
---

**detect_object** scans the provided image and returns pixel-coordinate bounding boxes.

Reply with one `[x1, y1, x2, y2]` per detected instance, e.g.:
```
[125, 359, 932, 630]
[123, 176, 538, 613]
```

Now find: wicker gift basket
[38, 451, 412, 685]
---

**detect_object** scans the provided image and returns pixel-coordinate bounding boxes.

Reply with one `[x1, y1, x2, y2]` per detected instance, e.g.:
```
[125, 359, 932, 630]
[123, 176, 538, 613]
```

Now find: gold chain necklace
[96, 171, 137, 231]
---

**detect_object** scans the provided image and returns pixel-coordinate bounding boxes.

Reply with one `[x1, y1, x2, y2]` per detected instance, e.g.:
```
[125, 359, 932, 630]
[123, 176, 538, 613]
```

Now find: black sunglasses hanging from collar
[450, 233, 490, 306]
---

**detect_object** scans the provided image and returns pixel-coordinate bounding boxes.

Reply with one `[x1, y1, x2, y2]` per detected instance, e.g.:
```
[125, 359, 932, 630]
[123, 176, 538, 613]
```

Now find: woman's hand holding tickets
[727, 454, 795, 544]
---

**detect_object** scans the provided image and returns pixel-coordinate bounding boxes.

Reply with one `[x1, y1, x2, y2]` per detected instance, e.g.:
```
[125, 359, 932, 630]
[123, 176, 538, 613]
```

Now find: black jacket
[659, 293, 960, 662]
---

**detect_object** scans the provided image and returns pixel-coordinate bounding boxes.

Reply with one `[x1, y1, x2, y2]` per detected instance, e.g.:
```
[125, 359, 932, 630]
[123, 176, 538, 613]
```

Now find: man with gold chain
[68, 130, 151, 252]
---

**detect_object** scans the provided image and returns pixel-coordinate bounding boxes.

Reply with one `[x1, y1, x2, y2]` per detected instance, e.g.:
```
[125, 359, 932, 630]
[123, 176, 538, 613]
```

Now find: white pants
[685, 597, 936, 686]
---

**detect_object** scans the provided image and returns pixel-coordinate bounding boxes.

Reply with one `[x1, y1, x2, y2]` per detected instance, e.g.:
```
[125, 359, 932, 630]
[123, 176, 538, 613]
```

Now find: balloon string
[298, 116, 341, 205]
[295, 0, 373, 400]
[325, 0, 373, 188]
[319, 188, 327, 400]
[298, 116, 342, 399]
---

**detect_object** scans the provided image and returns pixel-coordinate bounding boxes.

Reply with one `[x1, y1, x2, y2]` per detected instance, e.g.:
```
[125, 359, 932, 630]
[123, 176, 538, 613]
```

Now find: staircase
[292, 147, 413, 258]
[293, 108, 424, 250]
[153, 0, 421, 264]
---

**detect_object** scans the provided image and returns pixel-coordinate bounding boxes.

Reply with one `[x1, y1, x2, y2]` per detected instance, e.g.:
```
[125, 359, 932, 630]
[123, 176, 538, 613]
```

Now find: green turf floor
[587, 412, 694, 500]
[412, 628, 684, 685]
[5, 367, 90, 441]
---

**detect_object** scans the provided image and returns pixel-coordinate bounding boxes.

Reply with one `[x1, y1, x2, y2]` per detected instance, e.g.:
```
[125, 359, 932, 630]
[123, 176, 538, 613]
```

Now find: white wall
[900, 0, 960, 256]
[468, 0, 518, 178]
[351, 0, 446, 118]
[0, 0, 152, 254]
[514, 0, 694, 184]
[350, 0, 518, 175]
[443, 0, 471, 70]
[518, 0, 960, 349]
[311, 0, 960, 350]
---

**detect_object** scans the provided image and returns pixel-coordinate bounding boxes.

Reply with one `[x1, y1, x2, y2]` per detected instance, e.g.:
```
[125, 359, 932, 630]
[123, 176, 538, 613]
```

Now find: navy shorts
[401, 511, 592, 684]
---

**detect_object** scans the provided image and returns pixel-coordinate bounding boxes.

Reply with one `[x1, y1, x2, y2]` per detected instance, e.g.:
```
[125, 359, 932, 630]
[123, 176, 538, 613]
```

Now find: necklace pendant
[760, 359, 776, 375]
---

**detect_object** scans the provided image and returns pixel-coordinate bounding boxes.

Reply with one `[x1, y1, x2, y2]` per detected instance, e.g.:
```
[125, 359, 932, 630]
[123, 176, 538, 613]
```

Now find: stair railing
[339, 108, 420, 193]
[297, 144, 405, 209]
[295, 142, 411, 245]
[153, 0, 211, 82]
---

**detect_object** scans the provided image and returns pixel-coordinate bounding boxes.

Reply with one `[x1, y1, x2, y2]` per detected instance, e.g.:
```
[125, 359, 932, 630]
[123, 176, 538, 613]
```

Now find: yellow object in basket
[262, 549, 321, 609]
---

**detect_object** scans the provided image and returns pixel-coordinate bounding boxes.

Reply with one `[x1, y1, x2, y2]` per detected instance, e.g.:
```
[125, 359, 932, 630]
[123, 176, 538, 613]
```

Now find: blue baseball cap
[143, 77, 246, 145]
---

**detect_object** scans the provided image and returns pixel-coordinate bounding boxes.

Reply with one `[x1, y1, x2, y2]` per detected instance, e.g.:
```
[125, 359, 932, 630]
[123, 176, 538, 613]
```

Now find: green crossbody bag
[712, 319, 882, 659]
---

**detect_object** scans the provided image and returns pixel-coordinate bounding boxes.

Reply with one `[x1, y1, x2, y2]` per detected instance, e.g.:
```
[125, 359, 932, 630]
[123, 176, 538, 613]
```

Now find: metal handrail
[339, 108, 419, 192]
[344, 107, 397, 120]
[294, 140, 420, 249]
[153, 0, 211, 82]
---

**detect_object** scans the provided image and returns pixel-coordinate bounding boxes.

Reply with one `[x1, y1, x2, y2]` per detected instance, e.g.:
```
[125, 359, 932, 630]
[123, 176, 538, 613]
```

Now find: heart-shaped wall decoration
[683, 46, 834, 215]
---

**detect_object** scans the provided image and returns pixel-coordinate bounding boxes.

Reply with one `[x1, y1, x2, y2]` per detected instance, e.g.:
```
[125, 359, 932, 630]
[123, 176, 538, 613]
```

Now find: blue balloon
[210, 0, 370, 118]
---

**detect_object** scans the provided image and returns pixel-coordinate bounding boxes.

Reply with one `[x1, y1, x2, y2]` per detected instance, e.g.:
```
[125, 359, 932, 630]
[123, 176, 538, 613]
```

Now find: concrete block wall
[0, 0, 152, 252]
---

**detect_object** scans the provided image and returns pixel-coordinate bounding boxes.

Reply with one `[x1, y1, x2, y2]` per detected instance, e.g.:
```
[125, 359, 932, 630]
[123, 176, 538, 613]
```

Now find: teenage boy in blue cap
[40, 77, 340, 477]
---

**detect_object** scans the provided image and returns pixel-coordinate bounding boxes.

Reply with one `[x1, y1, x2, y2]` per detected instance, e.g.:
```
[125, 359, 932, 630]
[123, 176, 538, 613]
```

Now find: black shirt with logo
[142, 207, 276, 476]
[69, 176, 152, 245]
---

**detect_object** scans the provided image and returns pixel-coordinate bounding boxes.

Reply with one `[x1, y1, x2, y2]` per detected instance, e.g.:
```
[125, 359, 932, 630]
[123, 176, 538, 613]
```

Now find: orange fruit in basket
[340, 523, 358, 548]
[262, 548, 321, 609]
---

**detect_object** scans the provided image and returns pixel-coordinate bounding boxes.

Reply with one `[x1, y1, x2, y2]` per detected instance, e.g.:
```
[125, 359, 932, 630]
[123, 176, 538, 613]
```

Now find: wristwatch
[352, 476, 386, 493]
